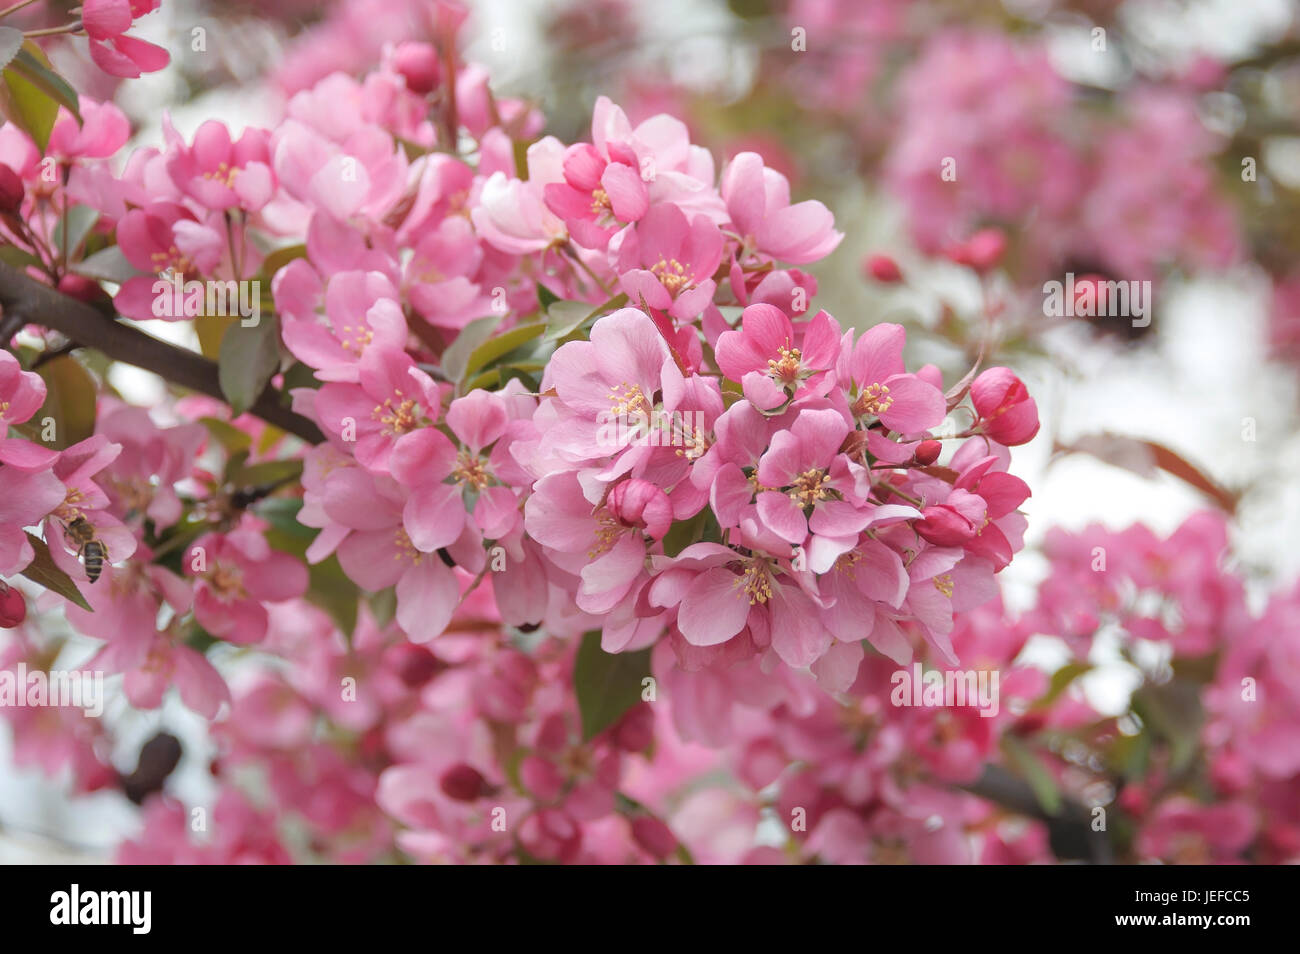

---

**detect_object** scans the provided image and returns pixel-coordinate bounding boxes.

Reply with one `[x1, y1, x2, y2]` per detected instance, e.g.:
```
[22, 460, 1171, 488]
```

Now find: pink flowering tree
[0, 0, 1297, 865]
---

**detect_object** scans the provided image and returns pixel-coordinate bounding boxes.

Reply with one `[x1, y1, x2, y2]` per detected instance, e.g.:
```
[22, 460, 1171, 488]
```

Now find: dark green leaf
[19, 532, 92, 612]
[464, 322, 544, 378]
[218, 312, 281, 416]
[441, 315, 500, 384]
[573, 630, 651, 742]
[33, 354, 96, 448]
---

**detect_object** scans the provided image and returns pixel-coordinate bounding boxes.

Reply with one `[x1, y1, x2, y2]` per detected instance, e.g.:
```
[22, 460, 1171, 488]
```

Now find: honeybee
[62, 516, 107, 584]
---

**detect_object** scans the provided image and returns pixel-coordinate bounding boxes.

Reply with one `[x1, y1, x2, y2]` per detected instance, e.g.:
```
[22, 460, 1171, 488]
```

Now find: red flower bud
[631, 815, 678, 860]
[913, 439, 942, 465]
[0, 164, 24, 214]
[864, 253, 902, 283]
[57, 274, 107, 303]
[393, 643, 444, 688]
[440, 763, 491, 801]
[945, 228, 1006, 274]
[0, 582, 26, 628]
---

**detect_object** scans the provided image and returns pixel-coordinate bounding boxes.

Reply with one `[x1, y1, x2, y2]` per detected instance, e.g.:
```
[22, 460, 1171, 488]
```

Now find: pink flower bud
[607, 478, 672, 540]
[0, 582, 25, 628]
[612, 702, 654, 752]
[393, 644, 443, 688]
[631, 815, 678, 860]
[970, 367, 1039, 445]
[440, 763, 490, 801]
[392, 42, 441, 95]
[946, 228, 1006, 273]
[914, 504, 978, 547]
[864, 253, 902, 283]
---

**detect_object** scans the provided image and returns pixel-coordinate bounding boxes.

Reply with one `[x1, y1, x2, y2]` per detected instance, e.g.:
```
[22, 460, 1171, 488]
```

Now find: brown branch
[960, 764, 1115, 864]
[0, 261, 324, 444]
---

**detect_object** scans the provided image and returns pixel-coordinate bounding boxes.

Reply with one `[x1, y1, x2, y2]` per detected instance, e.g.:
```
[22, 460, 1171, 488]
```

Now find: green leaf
[573, 630, 651, 742]
[0, 245, 42, 269]
[33, 354, 96, 448]
[53, 205, 100, 258]
[0, 27, 22, 73]
[543, 301, 591, 341]
[259, 243, 307, 280]
[19, 532, 92, 612]
[440, 315, 500, 384]
[464, 322, 544, 378]
[199, 416, 253, 454]
[233, 458, 303, 488]
[218, 312, 281, 416]
[1032, 662, 1091, 711]
[535, 281, 560, 310]
[1, 46, 79, 152]
[73, 245, 143, 283]
[1001, 735, 1062, 816]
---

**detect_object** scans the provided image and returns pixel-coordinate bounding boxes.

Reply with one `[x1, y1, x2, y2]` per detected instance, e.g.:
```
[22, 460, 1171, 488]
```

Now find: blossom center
[453, 451, 491, 490]
[608, 382, 651, 417]
[150, 245, 195, 277]
[373, 391, 419, 436]
[393, 527, 423, 565]
[788, 468, 828, 507]
[767, 346, 802, 382]
[202, 161, 240, 189]
[209, 563, 247, 600]
[734, 558, 773, 605]
[933, 574, 954, 598]
[853, 382, 893, 418]
[651, 258, 691, 296]
[338, 324, 375, 354]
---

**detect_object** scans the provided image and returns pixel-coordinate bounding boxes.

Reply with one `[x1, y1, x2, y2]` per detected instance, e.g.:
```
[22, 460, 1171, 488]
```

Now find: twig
[0, 261, 324, 444]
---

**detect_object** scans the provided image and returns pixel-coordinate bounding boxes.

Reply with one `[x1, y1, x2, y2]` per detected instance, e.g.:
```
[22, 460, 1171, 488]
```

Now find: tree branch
[960, 763, 1115, 864]
[0, 261, 324, 444]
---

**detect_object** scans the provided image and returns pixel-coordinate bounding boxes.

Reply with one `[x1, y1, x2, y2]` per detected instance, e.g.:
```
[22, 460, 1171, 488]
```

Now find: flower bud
[0, 582, 26, 628]
[440, 763, 490, 801]
[945, 228, 1006, 273]
[631, 815, 678, 860]
[913, 439, 942, 465]
[392, 42, 441, 95]
[0, 164, 24, 214]
[607, 478, 672, 540]
[969, 367, 1039, 445]
[864, 254, 902, 283]
[393, 643, 444, 688]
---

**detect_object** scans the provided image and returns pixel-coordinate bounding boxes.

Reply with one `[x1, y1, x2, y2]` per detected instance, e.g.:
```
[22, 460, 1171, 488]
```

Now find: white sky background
[2, 0, 1298, 860]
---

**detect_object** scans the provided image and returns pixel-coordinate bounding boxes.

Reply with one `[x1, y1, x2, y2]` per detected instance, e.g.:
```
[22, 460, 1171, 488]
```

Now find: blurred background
[3, 0, 1299, 860]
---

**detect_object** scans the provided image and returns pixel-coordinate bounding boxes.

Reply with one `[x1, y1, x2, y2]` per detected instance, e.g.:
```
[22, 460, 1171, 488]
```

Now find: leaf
[440, 315, 500, 384]
[464, 322, 544, 378]
[535, 281, 560, 310]
[199, 416, 252, 454]
[543, 301, 591, 342]
[19, 532, 92, 612]
[1031, 662, 1091, 711]
[74, 245, 143, 283]
[0, 27, 21, 73]
[33, 354, 96, 448]
[53, 205, 100, 258]
[0, 245, 41, 269]
[259, 243, 307, 280]
[1, 45, 79, 152]
[194, 314, 232, 360]
[218, 312, 281, 416]
[573, 630, 651, 742]
[1001, 735, 1062, 816]
[233, 458, 303, 487]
